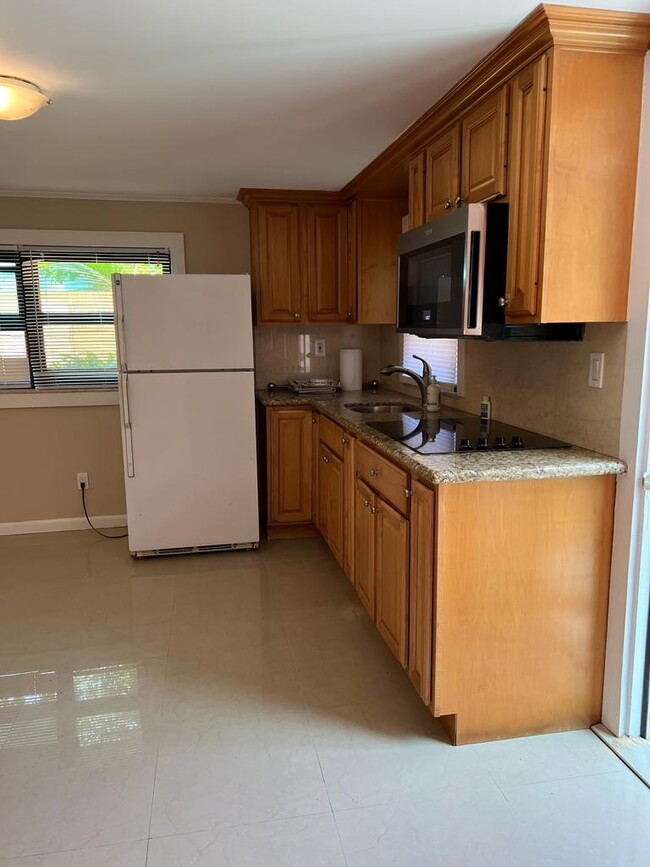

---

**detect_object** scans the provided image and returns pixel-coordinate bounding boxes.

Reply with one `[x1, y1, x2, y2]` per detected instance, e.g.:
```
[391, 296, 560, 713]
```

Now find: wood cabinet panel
[408, 482, 436, 704]
[305, 204, 352, 322]
[461, 87, 508, 203]
[376, 496, 410, 667]
[354, 478, 376, 618]
[355, 441, 410, 515]
[318, 442, 344, 565]
[267, 408, 313, 524]
[319, 415, 346, 460]
[434, 475, 615, 744]
[408, 153, 426, 229]
[356, 198, 405, 325]
[505, 56, 547, 320]
[342, 434, 355, 583]
[255, 203, 302, 323]
[425, 125, 460, 221]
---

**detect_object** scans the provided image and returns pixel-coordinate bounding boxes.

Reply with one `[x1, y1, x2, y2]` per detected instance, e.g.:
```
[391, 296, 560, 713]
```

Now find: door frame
[601, 55, 650, 738]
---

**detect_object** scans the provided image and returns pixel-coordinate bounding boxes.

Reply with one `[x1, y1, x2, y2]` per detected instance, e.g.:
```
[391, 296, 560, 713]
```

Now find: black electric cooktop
[367, 415, 571, 456]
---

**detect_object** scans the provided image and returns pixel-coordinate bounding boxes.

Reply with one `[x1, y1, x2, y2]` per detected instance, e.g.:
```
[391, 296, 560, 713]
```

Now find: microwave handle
[465, 230, 481, 333]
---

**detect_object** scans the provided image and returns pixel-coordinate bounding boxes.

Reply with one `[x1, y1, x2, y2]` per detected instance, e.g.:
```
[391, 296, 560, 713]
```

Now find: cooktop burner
[367, 415, 571, 456]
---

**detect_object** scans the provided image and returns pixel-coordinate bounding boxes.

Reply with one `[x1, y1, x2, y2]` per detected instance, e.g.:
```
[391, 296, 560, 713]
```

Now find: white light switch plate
[589, 352, 605, 388]
[314, 339, 326, 357]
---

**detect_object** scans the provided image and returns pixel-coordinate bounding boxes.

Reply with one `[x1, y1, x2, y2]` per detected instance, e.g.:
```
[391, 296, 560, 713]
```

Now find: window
[402, 334, 461, 393]
[0, 246, 171, 390]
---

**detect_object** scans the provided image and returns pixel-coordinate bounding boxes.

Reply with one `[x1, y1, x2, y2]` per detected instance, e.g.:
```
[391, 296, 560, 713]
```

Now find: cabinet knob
[498, 296, 510, 307]
[347, 311, 353, 319]
[443, 200, 453, 210]
[363, 499, 371, 508]
[370, 506, 380, 515]
[369, 467, 379, 477]
[293, 312, 301, 319]
[454, 196, 464, 207]
[342, 436, 349, 445]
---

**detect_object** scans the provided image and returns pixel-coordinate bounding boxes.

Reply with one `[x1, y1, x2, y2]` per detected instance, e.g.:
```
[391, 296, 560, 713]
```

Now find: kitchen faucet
[380, 355, 441, 412]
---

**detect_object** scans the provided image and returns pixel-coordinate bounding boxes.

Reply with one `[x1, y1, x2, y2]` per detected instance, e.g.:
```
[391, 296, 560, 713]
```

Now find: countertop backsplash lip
[256, 388, 627, 486]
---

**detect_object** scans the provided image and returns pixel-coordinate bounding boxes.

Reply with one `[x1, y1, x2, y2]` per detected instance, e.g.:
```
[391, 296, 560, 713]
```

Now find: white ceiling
[1, 0, 647, 200]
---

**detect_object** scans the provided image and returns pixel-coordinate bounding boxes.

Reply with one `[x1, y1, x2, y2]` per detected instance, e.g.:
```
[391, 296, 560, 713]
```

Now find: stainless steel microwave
[396, 203, 584, 341]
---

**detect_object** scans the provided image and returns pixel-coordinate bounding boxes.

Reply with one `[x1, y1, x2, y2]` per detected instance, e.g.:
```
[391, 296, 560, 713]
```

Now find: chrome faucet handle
[412, 354, 433, 383]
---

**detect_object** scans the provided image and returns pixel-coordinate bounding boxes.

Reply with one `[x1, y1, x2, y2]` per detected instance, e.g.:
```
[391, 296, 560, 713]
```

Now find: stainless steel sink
[345, 402, 420, 414]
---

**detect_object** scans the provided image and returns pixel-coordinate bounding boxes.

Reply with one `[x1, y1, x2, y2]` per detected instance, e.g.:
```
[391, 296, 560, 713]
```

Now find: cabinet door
[375, 496, 410, 666]
[255, 203, 303, 324]
[354, 479, 376, 618]
[425, 125, 460, 222]
[408, 482, 436, 704]
[355, 199, 405, 325]
[268, 408, 313, 524]
[342, 434, 355, 583]
[408, 153, 426, 229]
[460, 87, 508, 203]
[305, 204, 352, 322]
[505, 55, 548, 320]
[318, 441, 343, 565]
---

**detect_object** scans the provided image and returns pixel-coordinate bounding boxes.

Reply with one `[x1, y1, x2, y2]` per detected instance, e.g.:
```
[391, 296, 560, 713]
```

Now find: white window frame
[399, 334, 466, 398]
[0, 229, 185, 408]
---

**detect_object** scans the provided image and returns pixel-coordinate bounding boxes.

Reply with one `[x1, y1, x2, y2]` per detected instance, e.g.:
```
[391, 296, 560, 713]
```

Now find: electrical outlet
[588, 352, 605, 389]
[314, 339, 326, 357]
[77, 472, 89, 490]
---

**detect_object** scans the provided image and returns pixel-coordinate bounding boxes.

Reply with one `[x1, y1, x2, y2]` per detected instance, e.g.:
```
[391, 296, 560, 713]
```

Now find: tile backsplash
[254, 324, 383, 388]
[380, 323, 626, 456]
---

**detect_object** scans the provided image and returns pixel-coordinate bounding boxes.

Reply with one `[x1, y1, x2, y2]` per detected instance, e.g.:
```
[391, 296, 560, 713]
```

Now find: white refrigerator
[113, 273, 259, 557]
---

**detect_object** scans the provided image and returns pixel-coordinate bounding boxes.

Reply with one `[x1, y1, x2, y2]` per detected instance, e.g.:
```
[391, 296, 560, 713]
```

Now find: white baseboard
[0, 515, 127, 536]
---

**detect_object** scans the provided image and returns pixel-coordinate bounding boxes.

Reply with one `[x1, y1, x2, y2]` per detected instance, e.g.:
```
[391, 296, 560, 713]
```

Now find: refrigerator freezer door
[114, 274, 254, 372]
[121, 370, 259, 553]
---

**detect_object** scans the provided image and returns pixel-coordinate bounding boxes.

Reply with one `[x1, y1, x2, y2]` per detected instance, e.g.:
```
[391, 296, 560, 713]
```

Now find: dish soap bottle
[480, 395, 492, 422]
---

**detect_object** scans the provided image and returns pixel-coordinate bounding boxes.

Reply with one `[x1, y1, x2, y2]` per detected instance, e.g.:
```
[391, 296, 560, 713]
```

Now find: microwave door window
[403, 234, 465, 331]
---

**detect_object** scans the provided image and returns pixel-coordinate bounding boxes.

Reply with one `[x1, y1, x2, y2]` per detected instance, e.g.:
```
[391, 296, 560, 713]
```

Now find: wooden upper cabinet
[254, 203, 302, 324]
[461, 87, 508, 203]
[506, 55, 547, 320]
[425, 125, 460, 221]
[355, 198, 405, 325]
[305, 204, 352, 322]
[408, 153, 426, 229]
[267, 408, 313, 525]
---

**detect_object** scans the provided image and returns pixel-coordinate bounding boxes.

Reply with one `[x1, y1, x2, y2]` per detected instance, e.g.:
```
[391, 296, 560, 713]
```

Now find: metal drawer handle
[369, 467, 379, 477]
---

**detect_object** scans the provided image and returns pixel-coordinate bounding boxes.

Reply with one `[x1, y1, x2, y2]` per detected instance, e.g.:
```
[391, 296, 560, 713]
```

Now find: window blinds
[0, 246, 171, 390]
[402, 333, 459, 390]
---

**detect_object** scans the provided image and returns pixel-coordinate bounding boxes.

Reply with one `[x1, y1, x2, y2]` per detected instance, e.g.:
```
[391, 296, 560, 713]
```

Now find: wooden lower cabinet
[408, 481, 436, 704]
[375, 496, 410, 667]
[342, 434, 356, 582]
[354, 479, 377, 618]
[318, 442, 344, 565]
[266, 407, 317, 538]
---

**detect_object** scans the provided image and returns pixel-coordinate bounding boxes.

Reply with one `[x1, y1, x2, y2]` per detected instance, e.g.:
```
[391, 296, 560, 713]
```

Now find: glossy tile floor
[1, 531, 650, 866]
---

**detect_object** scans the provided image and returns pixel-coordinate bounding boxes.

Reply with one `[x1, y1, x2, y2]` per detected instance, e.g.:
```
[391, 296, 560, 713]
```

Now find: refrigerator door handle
[120, 373, 135, 478]
[113, 274, 128, 372]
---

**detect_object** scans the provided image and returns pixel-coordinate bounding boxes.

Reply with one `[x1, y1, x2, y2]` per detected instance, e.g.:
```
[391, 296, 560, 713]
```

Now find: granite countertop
[257, 387, 627, 486]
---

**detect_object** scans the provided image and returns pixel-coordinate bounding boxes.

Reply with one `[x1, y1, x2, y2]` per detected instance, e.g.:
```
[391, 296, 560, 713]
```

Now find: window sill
[0, 390, 119, 409]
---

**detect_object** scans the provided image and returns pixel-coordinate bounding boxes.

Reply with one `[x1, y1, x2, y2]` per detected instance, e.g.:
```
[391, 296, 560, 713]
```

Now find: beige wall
[380, 323, 626, 456]
[1, 197, 250, 524]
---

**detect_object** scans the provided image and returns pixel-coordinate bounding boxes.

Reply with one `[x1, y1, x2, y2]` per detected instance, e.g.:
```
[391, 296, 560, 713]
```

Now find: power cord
[80, 482, 128, 539]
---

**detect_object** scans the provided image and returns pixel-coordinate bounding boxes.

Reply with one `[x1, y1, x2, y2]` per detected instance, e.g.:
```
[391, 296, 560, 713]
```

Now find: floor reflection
[0, 670, 58, 707]
[73, 664, 138, 702]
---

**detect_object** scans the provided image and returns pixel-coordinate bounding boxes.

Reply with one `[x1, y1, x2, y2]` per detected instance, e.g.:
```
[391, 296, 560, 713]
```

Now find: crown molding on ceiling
[0, 189, 241, 204]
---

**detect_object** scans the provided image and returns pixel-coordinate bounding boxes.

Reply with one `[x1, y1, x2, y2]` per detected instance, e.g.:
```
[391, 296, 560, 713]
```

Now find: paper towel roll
[340, 348, 363, 392]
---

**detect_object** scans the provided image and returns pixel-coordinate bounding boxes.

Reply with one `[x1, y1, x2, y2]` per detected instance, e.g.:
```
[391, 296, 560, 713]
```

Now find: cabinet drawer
[319, 415, 347, 459]
[355, 441, 409, 515]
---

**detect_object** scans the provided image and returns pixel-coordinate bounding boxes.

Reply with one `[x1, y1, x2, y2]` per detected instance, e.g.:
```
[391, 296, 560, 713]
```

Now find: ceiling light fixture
[0, 76, 51, 121]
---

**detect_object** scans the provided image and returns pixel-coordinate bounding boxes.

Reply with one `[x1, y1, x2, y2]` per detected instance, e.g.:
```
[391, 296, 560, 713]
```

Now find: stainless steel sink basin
[345, 402, 420, 414]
